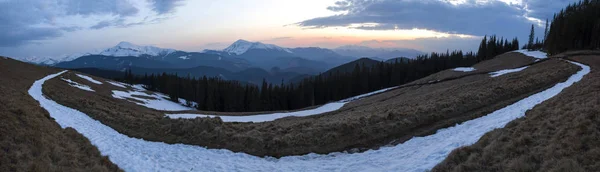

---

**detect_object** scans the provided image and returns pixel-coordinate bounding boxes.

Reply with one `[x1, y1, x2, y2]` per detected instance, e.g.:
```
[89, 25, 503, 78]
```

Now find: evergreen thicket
[545, 0, 600, 54]
[122, 36, 518, 112]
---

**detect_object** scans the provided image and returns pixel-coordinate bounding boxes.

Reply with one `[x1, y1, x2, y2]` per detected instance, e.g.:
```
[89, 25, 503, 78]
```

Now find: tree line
[121, 36, 519, 112]
[545, 0, 600, 54]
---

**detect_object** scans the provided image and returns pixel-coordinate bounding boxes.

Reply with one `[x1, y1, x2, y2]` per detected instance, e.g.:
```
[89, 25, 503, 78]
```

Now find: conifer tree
[528, 24, 535, 50]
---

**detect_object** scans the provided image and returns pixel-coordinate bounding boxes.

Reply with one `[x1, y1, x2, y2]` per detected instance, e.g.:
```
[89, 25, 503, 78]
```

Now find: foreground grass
[0, 58, 121, 171]
[433, 54, 600, 171]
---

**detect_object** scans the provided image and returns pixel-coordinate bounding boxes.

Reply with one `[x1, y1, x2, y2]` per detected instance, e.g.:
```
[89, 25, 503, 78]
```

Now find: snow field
[61, 78, 94, 92]
[29, 59, 589, 171]
[76, 74, 103, 84]
[489, 66, 529, 77]
[453, 67, 476, 72]
[514, 50, 548, 59]
[107, 80, 127, 88]
[167, 86, 399, 122]
[168, 102, 345, 122]
[111, 90, 194, 111]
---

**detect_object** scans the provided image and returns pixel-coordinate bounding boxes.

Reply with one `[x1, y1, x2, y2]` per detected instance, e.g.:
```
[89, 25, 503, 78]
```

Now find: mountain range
[15, 40, 423, 85]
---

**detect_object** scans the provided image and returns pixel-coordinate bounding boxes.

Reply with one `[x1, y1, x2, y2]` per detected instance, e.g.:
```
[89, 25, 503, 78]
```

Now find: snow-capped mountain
[223, 39, 293, 55]
[99, 41, 176, 57]
[17, 42, 176, 65]
[18, 56, 59, 65]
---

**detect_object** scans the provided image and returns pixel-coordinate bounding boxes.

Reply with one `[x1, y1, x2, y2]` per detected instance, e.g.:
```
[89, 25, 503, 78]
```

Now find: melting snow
[29, 61, 588, 171]
[453, 67, 476, 72]
[489, 66, 529, 77]
[111, 90, 194, 111]
[515, 50, 548, 59]
[76, 74, 103, 84]
[61, 78, 94, 92]
[107, 81, 127, 88]
[168, 86, 399, 122]
[168, 102, 345, 123]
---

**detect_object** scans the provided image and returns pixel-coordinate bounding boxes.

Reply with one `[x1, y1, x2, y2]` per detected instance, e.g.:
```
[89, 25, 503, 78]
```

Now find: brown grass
[42, 54, 579, 158]
[411, 52, 537, 84]
[432, 54, 600, 172]
[0, 57, 121, 171]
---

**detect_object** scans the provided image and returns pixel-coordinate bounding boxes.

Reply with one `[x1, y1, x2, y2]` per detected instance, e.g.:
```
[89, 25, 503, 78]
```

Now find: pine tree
[528, 24, 535, 50]
[544, 18, 549, 41]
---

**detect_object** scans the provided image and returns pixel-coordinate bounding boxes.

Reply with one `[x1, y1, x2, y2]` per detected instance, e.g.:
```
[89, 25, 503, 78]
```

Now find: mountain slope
[223, 39, 293, 55]
[98, 41, 176, 57]
[323, 58, 382, 75]
[0, 57, 120, 171]
[334, 45, 423, 59]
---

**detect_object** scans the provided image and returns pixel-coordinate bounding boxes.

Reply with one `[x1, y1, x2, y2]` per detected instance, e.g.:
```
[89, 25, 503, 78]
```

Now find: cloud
[62, 0, 139, 17]
[525, 0, 578, 20]
[378, 36, 483, 52]
[89, 16, 171, 29]
[0, 0, 185, 47]
[147, 0, 185, 14]
[298, 0, 576, 37]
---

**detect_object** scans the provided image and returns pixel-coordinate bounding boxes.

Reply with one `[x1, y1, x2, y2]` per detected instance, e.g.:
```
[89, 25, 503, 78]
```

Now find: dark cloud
[525, 0, 578, 20]
[299, 0, 577, 37]
[147, 0, 185, 14]
[376, 36, 482, 52]
[62, 0, 139, 17]
[0, 27, 62, 47]
[0, 0, 185, 47]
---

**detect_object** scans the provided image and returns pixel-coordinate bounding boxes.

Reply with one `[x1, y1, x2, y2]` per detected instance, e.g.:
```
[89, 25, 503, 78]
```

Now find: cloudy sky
[0, 0, 577, 59]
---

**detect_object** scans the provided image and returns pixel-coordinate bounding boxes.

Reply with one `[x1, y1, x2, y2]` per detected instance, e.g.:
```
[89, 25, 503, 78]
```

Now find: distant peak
[223, 39, 292, 55]
[233, 39, 252, 44]
[116, 41, 137, 48]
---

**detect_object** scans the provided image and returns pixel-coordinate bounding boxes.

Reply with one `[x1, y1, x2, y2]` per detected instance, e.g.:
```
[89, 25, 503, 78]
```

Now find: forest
[545, 0, 600, 54]
[121, 35, 519, 112]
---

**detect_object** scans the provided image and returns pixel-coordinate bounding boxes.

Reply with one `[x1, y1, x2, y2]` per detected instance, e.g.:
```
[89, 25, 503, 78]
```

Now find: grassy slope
[433, 54, 600, 172]
[42, 53, 579, 157]
[0, 57, 121, 171]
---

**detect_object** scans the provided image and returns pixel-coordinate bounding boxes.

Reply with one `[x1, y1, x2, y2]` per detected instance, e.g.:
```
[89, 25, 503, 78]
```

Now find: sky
[0, 0, 579, 59]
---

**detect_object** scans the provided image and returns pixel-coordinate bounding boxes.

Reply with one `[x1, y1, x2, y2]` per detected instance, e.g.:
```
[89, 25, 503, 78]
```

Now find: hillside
[433, 52, 600, 171]
[6, 50, 598, 171]
[37, 51, 577, 158]
[0, 57, 120, 171]
[322, 58, 381, 75]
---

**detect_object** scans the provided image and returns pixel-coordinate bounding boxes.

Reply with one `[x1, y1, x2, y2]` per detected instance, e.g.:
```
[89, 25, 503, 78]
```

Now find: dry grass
[411, 52, 536, 84]
[0, 57, 120, 171]
[432, 54, 600, 172]
[43, 54, 579, 158]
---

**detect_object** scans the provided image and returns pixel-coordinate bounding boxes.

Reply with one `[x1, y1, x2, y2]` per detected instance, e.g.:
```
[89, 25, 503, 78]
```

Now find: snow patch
[107, 81, 127, 88]
[29, 61, 589, 172]
[61, 78, 94, 92]
[111, 90, 194, 111]
[178, 56, 190, 60]
[489, 66, 529, 77]
[131, 84, 146, 91]
[168, 102, 345, 123]
[515, 50, 548, 59]
[168, 86, 398, 122]
[76, 74, 103, 84]
[453, 67, 476, 72]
